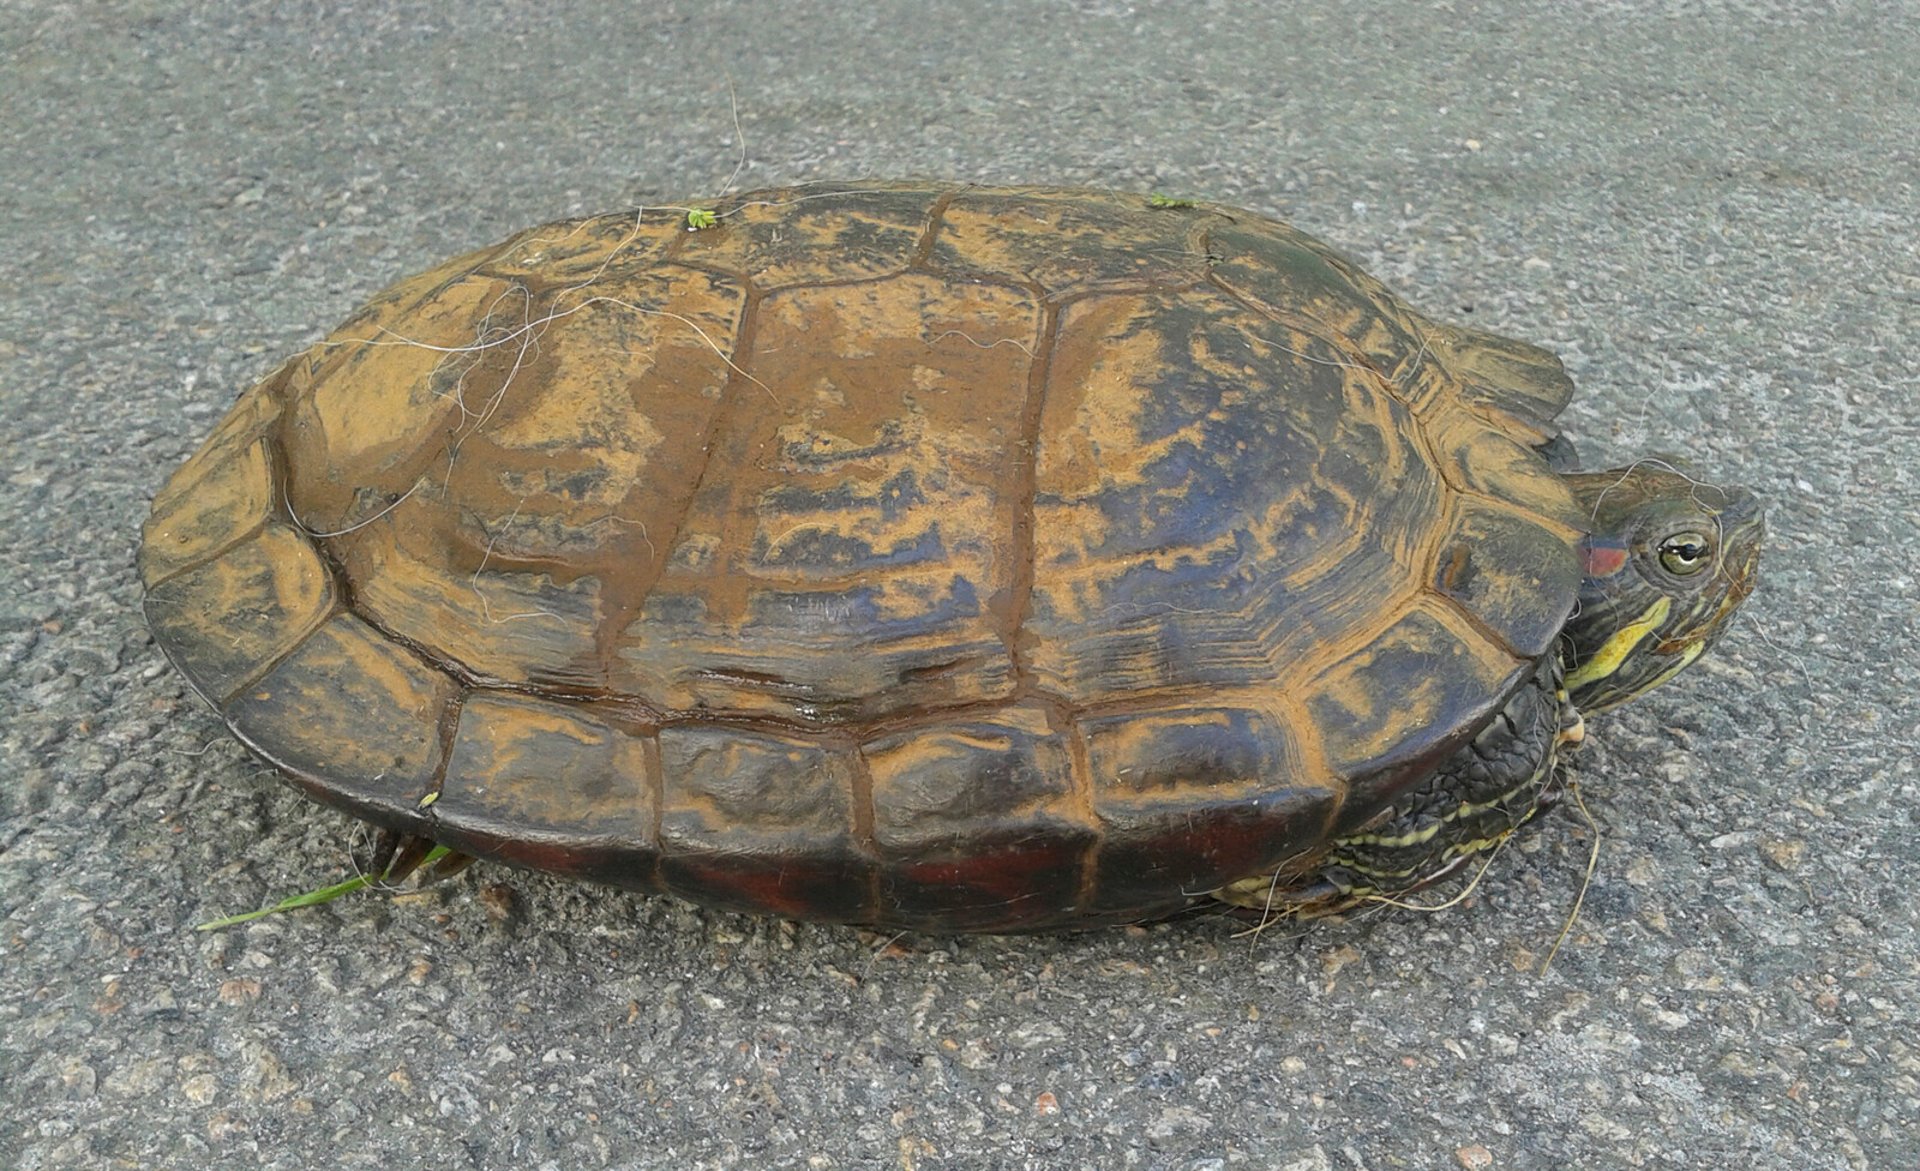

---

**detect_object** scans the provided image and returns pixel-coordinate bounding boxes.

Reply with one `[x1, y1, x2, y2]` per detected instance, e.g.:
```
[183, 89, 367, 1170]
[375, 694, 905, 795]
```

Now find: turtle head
[1560, 463, 1764, 714]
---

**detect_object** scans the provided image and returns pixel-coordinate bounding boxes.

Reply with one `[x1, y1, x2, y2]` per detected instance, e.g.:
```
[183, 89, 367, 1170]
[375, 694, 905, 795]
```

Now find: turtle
[138, 182, 1763, 932]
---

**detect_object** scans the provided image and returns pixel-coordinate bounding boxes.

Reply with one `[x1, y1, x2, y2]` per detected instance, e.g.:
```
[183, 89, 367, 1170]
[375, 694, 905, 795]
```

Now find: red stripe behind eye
[1580, 541, 1630, 579]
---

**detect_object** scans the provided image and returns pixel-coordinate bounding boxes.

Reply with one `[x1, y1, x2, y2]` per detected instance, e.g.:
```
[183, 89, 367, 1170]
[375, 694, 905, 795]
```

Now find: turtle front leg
[1215, 656, 1585, 918]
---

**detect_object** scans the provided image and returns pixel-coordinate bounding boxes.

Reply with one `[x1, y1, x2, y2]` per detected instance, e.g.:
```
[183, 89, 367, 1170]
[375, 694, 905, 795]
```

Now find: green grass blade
[195, 845, 455, 931]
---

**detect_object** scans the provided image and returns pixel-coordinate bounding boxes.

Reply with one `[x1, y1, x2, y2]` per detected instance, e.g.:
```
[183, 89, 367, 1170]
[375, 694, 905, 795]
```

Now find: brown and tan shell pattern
[139, 183, 1585, 931]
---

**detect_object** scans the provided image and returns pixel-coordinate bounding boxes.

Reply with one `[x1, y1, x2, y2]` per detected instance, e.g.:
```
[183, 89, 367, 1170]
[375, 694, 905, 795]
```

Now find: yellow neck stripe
[1638, 637, 1705, 694]
[1565, 596, 1671, 695]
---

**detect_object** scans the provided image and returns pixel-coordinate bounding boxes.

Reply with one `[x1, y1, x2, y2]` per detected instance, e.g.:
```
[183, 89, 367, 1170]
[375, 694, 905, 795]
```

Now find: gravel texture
[2, 2, 1915, 1168]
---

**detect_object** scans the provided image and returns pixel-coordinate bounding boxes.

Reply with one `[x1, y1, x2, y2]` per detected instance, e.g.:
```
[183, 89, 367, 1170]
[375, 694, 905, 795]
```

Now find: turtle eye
[1657, 531, 1713, 576]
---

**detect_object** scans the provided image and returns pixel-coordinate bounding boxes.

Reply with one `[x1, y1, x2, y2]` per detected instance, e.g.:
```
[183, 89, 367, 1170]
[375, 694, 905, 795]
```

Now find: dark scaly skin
[1223, 463, 1764, 917]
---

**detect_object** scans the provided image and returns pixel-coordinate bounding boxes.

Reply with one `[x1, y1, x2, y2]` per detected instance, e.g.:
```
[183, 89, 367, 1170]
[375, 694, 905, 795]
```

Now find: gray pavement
[2, 2, 1915, 1168]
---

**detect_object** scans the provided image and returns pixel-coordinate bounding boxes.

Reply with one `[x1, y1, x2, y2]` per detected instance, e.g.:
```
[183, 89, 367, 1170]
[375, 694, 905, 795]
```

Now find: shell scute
[863, 705, 1093, 929]
[318, 265, 748, 693]
[283, 271, 516, 535]
[223, 614, 457, 827]
[140, 381, 283, 588]
[1304, 598, 1525, 823]
[676, 182, 941, 288]
[1423, 408, 1582, 525]
[1079, 703, 1334, 917]
[1207, 219, 1437, 399]
[657, 724, 869, 919]
[1026, 287, 1444, 700]
[614, 274, 1041, 721]
[1432, 322, 1576, 443]
[1432, 498, 1584, 660]
[476, 212, 680, 284]
[143, 524, 335, 705]
[928, 187, 1214, 294]
[431, 693, 651, 883]
[863, 706, 1080, 850]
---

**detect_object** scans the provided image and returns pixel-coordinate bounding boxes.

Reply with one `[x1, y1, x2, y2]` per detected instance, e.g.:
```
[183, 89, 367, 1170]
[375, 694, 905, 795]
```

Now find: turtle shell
[139, 182, 1585, 931]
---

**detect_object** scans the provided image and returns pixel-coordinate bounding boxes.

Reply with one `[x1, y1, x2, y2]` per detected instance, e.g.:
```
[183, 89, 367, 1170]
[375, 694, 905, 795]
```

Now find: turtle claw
[368, 830, 471, 885]
[382, 833, 440, 883]
[1210, 870, 1365, 921]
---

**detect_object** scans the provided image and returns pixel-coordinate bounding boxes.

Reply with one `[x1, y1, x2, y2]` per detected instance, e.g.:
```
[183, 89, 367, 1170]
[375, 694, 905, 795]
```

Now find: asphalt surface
[2, 2, 1916, 1168]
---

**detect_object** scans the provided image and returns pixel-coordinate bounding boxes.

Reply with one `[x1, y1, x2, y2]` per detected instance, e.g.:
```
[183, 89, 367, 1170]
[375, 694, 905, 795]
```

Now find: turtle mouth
[1716, 492, 1766, 608]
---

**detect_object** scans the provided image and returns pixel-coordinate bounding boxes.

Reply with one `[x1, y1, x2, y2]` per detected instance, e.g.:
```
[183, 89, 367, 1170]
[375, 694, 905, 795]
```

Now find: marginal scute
[139, 380, 284, 588]
[1423, 409, 1583, 531]
[864, 704, 1094, 930]
[1077, 702, 1336, 916]
[142, 524, 335, 705]
[147, 374, 283, 519]
[433, 692, 652, 882]
[864, 704, 1077, 850]
[1433, 321, 1575, 442]
[1304, 597, 1526, 815]
[658, 724, 868, 919]
[659, 725, 854, 834]
[223, 614, 458, 827]
[1431, 498, 1583, 659]
[1082, 703, 1304, 798]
